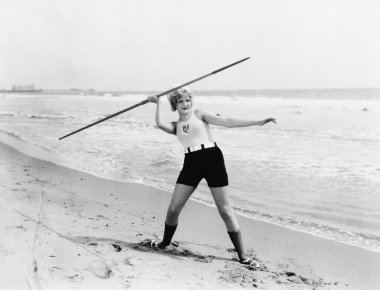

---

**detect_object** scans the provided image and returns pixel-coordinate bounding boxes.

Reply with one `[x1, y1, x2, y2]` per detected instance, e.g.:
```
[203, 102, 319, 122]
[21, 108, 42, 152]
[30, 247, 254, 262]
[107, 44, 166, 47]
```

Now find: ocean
[1, 89, 380, 253]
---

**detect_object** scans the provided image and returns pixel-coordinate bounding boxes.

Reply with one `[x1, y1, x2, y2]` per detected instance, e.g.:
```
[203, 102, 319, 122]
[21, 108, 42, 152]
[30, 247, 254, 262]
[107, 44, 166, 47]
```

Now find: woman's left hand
[261, 118, 277, 125]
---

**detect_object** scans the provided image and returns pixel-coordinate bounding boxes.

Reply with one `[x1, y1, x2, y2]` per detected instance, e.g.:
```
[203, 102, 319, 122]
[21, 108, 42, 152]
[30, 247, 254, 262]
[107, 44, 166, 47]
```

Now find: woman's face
[176, 95, 192, 114]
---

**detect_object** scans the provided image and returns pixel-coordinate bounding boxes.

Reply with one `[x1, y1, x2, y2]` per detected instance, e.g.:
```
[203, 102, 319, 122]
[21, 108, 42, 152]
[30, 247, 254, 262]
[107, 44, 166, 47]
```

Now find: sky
[1, 0, 380, 91]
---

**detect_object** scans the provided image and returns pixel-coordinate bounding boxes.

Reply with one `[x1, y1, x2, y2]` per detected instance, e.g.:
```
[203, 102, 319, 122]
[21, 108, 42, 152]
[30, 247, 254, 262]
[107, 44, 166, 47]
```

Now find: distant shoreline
[1, 87, 379, 100]
[1, 87, 379, 93]
[0, 89, 43, 93]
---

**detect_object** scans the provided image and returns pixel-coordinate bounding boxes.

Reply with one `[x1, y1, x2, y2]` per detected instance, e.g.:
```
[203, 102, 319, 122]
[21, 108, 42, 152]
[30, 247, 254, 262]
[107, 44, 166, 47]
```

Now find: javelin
[59, 57, 250, 140]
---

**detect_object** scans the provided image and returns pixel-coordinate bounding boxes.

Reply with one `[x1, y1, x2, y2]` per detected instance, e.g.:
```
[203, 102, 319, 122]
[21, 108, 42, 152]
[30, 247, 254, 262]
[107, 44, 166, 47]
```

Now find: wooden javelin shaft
[59, 57, 250, 140]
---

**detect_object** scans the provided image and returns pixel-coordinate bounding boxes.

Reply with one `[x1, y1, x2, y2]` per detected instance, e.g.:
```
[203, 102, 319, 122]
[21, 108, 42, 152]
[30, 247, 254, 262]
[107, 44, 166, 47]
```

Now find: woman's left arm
[197, 109, 277, 128]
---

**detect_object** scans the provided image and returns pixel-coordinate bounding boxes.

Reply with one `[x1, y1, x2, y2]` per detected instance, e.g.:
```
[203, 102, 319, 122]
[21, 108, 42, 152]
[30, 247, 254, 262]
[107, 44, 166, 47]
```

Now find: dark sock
[228, 230, 246, 261]
[159, 223, 178, 248]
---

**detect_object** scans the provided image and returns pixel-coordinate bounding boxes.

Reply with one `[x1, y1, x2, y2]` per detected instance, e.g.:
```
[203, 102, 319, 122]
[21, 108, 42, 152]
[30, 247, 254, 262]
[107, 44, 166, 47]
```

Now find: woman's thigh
[210, 186, 239, 231]
[210, 186, 233, 211]
[168, 183, 197, 211]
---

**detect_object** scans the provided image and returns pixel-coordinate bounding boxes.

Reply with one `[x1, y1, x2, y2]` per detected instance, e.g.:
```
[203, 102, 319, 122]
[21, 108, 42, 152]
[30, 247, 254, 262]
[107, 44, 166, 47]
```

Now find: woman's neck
[178, 110, 193, 122]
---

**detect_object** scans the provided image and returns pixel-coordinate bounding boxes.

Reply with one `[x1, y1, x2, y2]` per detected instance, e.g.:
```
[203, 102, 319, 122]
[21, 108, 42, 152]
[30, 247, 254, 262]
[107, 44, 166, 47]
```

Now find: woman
[147, 87, 276, 268]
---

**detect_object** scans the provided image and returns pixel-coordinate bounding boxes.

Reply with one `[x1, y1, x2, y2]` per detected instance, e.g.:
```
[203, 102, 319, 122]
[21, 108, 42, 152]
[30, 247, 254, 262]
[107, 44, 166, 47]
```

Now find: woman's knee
[167, 204, 182, 218]
[219, 206, 235, 221]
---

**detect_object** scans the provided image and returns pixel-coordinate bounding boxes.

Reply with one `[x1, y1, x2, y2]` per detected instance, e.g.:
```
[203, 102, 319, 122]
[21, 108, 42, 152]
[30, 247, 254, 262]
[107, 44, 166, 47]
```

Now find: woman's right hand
[147, 95, 158, 103]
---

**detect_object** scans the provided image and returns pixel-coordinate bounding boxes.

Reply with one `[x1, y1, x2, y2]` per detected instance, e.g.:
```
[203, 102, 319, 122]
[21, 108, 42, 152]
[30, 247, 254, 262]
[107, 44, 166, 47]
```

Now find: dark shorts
[176, 146, 229, 188]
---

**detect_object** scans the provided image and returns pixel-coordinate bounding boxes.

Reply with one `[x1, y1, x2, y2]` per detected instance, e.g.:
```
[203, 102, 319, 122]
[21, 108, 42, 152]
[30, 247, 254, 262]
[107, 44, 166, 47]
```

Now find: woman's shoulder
[194, 108, 214, 122]
[194, 108, 206, 118]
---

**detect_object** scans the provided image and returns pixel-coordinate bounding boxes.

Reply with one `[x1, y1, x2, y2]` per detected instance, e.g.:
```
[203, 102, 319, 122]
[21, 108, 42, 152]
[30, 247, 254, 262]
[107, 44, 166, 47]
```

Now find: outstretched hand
[147, 95, 158, 103]
[262, 118, 277, 126]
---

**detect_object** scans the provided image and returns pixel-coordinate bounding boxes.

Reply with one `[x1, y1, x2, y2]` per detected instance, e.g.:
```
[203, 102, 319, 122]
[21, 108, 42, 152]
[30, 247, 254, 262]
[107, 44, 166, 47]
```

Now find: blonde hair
[167, 86, 193, 111]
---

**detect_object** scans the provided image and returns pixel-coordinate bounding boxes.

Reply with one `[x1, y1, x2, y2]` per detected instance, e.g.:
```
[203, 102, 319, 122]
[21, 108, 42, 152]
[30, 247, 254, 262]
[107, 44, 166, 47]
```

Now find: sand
[1, 140, 380, 290]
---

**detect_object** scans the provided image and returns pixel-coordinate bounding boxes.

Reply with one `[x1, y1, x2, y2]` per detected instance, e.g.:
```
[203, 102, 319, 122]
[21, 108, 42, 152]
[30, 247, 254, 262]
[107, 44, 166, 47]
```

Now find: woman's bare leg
[210, 186, 239, 232]
[210, 186, 247, 261]
[165, 183, 196, 225]
[157, 183, 196, 248]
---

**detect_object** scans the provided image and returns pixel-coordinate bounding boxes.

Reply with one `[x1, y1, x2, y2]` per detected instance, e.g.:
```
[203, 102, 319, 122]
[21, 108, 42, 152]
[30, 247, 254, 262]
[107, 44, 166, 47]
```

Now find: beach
[2, 136, 380, 289]
[2, 0, 380, 287]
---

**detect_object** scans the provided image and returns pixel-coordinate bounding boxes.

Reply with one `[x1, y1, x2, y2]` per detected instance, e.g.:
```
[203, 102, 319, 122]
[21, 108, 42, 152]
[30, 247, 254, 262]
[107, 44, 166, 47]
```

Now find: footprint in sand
[74, 238, 136, 283]
[87, 241, 122, 254]
[89, 260, 112, 279]
[66, 273, 84, 282]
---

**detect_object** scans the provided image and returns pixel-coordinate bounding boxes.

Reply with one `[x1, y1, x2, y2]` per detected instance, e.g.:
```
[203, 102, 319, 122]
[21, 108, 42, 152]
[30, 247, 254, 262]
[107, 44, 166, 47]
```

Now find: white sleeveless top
[176, 111, 214, 148]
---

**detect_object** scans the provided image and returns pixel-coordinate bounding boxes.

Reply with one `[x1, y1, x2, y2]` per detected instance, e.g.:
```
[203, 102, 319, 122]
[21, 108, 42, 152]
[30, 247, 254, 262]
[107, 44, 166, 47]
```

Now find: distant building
[11, 84, 41, 92]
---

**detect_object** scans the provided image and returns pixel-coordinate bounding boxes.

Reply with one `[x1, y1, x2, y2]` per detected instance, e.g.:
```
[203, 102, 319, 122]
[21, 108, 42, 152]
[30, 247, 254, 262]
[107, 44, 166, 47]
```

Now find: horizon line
[2, 87, 379, 93]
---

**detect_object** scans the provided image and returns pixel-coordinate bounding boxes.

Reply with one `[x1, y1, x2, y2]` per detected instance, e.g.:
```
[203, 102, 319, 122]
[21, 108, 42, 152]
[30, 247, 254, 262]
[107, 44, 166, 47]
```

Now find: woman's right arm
[147, 96, 176, 135]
